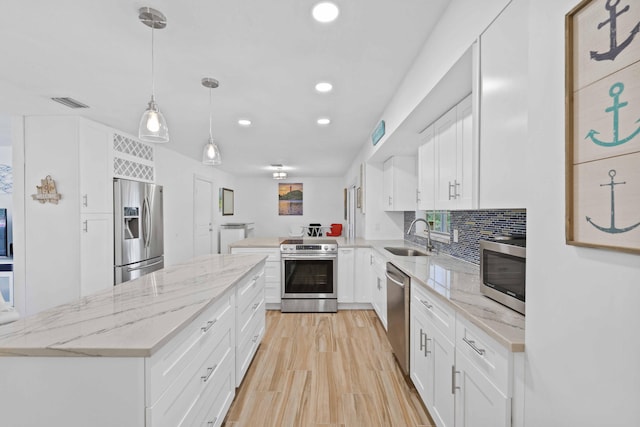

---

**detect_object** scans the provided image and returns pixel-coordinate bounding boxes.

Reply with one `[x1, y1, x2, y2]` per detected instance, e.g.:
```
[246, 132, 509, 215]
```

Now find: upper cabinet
[419, 95, 476, 211]
[382, 156, 417, 211]
[79, 120, 113, 214]
[478, 0, 528, 209]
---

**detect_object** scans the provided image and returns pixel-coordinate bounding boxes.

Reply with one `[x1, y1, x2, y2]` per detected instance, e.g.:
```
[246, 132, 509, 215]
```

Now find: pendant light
[202, 77, 222, 165]
[138, 7, 169, 143]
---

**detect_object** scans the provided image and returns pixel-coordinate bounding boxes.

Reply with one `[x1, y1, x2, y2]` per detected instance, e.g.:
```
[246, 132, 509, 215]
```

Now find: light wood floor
[223, 310, 435, 427]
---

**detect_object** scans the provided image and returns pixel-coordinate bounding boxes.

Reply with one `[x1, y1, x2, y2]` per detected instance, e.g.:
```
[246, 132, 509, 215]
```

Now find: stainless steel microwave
[479, 239, 526, 315]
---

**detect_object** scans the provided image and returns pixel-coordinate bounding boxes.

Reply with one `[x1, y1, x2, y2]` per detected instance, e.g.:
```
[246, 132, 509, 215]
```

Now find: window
[426, 210, 450, 235]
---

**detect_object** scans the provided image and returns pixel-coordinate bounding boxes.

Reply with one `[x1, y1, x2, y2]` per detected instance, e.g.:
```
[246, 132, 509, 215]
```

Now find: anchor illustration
[590, 0, 640, 62]
[586, 169, 640, 234]
[585, 82, 640, 147]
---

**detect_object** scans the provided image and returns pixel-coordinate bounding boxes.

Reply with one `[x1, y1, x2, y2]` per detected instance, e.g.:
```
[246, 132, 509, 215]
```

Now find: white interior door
[194, 176, 213, 257]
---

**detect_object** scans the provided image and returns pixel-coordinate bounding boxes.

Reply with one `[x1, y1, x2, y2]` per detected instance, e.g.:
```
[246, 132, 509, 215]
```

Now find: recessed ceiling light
[238, 119, 252, 126]
[317, 117, 331, 125]
[312, 2, 339, 23]
[315, 82, 333, 93]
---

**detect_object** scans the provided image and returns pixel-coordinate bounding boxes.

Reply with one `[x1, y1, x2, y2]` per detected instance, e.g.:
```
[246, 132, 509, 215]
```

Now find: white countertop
[231, 237, 525, 351]
[0, 254, 266, 357]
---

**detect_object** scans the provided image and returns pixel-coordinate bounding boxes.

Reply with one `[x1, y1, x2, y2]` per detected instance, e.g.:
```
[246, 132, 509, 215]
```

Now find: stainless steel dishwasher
[386, 262, 410, 376]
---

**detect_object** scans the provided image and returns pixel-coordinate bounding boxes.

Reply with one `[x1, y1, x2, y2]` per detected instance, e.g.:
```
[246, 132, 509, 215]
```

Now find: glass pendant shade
[139, 97, 169, 143]
[202, 138, 222, 165]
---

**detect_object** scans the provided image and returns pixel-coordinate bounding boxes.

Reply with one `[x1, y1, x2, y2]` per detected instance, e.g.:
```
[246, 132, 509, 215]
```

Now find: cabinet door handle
[201, 364, 217, 382]
[207, 418, 217, 427]
[425, 336, 431, 357]
[419, 328, 426, 353]
[82, 194, 88, 207]
[416, 189, 421, 203]
[451, 365, 460, 394]
[252, 302, 260, 310]
[420, 299, 433, 310]
[462, 336, 486, 355]
[454, 180, 461, 199]
[448, 181, 455, 200]
[201, 318, 217, 333]
[252, 334, 260, 343]
[82, 220, 88, 233]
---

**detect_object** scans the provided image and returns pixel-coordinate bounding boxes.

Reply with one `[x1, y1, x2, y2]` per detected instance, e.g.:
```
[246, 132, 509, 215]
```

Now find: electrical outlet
[453, 229, 459, 243]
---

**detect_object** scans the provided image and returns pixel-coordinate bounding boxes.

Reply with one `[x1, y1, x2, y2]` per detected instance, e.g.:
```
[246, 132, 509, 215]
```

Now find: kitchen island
[0, 253, 267, 427]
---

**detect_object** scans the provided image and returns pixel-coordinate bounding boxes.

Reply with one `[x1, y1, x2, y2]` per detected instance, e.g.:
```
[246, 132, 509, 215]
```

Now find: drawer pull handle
[252, 302, 260, 310]
[419, 328, 426, 353]
[201, 364, 217, 382]
[425, 337, 431, 357]
[463, 336, 486, 355]
[207, 417, 217, 427]
[201, 319, 217, 333]
[252, 334, 259, 343]
[420, 299, 433, 310]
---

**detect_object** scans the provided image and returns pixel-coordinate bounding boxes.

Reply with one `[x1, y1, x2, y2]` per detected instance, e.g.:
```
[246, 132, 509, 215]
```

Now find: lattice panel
[113, 133, 154, 161]
[113, 158, 154, 182]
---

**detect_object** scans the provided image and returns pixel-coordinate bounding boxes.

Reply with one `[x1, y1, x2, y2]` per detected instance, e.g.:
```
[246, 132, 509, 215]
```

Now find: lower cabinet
[80, 213, 114, 295]
[0, 262, 266, 427]
[337, 248, 355, 302]
[370, 250, 387, 329]
[411, 282, 455, 427]
[231, 247, 281, 306]
[410, 281, 521, 427]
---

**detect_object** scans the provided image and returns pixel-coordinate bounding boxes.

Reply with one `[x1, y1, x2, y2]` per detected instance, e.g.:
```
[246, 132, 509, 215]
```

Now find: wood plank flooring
[223, 310, 435, 427]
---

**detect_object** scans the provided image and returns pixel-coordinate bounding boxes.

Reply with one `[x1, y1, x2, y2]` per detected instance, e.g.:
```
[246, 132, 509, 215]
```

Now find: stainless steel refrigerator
[114, 178, 164, 285]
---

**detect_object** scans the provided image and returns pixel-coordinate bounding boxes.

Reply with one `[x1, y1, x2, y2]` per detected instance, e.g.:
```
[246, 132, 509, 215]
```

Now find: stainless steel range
[280, 239, 338, 313]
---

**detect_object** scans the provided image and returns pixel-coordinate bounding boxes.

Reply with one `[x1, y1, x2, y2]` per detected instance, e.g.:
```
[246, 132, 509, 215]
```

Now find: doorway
[193, 175, 214, 256]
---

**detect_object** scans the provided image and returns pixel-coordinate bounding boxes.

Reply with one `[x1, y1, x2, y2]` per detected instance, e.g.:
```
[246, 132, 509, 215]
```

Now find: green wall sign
[371, 120, 385, 145]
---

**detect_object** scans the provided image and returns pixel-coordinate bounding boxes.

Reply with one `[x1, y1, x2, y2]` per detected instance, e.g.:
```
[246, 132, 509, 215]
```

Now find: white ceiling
[0, 0, 449, 177]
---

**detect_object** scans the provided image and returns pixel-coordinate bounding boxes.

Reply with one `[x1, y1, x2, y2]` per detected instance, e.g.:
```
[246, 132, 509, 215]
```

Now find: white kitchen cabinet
[79, 120, 113, 214]
[435, 95, 474, 210]
[382, 156, 417, 211]
[231, 247, 281, 306]
[80, 214, 114, 296]
[235, 265, 266, 386]
[478, 0, 528, 209]
[337, 247, 355, 303]
[355, 248, 372, 303]
[369, 250, 387, 329]
[411, 281, 455, 427]
[454, 350, 509, 427]
[417, 124, 436, 211]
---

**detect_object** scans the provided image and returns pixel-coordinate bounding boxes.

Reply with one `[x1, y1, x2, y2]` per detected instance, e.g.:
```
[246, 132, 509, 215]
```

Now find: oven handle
[282, 254, 337, 260]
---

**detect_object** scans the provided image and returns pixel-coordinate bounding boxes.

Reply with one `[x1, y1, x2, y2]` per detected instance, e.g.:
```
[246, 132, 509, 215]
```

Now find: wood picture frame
[566, 0, 640, 254]
[222, 188, 234, 216]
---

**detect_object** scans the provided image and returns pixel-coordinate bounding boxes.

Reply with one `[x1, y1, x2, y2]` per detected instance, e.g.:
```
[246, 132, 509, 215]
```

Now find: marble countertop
[230, 236, 525, 352]
[0, 254, 266, 357]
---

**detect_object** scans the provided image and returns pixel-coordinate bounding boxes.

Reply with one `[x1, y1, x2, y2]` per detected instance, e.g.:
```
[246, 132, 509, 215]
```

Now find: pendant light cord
[208, 87, 213, 140]
[151, 25, 155, 100]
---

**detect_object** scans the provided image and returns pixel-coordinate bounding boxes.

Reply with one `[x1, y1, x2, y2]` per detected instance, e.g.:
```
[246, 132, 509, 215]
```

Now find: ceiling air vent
[50, 97, 89, 109]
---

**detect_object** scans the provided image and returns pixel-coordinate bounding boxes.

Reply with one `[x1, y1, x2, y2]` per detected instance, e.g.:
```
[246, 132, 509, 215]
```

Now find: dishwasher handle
[385, 271, 406, 287]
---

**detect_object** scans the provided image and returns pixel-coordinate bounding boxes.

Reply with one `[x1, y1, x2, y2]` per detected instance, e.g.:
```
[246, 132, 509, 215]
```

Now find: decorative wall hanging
[566, 0, 640, 254]
[31, 175, 62, 204]
[222, 188, 234, 216]
[278, 183, 303, 216]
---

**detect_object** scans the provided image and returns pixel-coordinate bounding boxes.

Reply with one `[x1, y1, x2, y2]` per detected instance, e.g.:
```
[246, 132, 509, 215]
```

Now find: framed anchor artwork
[566, 0, 640, 254]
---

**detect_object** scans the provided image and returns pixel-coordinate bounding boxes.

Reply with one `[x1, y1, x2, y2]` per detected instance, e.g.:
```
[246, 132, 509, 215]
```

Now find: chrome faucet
[406, 218, 434, 252]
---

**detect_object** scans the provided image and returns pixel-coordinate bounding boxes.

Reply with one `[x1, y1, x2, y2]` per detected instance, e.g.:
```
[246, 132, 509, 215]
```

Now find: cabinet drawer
[231, 248, 280, 262]
[265, 261, 281, 282]
[146, 325, 234, 427]
[236, 267, 264, 316]
[236, 307, 265, 386]
[178, 351, 235, 427]
[146, 289, 234, 406]
[456, 316, 509, 394]
[411, 282, 455, 343]
[238, 282, 265, 340]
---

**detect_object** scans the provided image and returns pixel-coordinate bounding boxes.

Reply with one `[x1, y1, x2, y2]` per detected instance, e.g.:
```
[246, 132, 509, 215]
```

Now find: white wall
[154, 146, 237, 265]
[234, 176, 344, 238]
[525, 1, 640, 425]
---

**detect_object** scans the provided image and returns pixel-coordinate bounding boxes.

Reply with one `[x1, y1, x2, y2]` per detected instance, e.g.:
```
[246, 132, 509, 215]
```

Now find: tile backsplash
[404, 209, 526, 264]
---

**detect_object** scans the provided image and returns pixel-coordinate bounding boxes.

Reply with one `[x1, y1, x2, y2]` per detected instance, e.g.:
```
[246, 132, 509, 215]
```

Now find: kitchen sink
[384, 247, 429, 257]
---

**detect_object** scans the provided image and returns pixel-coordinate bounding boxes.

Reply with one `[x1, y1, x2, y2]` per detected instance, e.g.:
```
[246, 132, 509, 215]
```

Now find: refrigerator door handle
[142, 197, 151, 248]
[127, 259, 164, 272]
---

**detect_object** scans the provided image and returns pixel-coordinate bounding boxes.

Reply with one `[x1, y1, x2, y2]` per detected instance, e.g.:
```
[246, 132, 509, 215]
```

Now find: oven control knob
[323, 245, 328, 250]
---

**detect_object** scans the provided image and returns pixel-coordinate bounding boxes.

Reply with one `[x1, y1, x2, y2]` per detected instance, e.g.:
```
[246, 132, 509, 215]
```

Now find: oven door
[281, 255, 337, 299]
